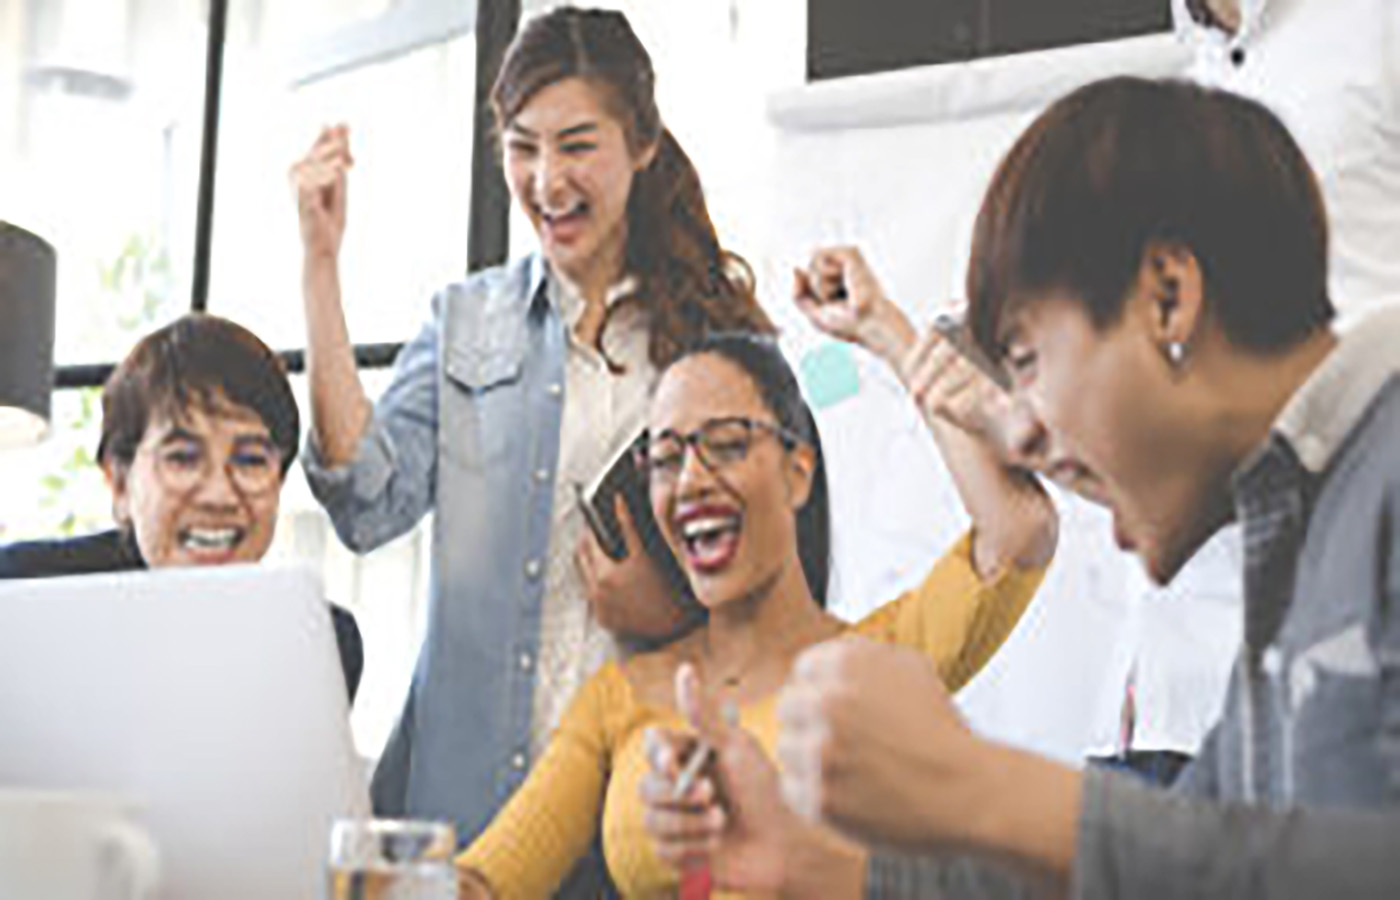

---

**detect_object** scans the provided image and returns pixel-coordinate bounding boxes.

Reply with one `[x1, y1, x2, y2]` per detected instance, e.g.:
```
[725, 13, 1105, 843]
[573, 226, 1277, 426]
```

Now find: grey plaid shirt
[869, 307, 1400, 898]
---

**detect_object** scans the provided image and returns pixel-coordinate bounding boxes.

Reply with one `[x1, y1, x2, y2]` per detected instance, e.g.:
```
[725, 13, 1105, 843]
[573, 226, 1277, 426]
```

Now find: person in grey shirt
[639, 78, 1400, 899]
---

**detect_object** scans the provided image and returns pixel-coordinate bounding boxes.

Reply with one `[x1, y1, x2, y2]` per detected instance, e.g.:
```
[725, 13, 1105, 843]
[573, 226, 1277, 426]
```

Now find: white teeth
[181, 527, 241, 550]
[542, 200, 586, 219]
[681, 516, 738, 541]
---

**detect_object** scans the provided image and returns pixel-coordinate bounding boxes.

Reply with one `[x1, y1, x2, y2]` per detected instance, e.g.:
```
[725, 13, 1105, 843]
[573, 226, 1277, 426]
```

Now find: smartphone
[930, 308, 1012, 392]
[574, 481, 627, 560]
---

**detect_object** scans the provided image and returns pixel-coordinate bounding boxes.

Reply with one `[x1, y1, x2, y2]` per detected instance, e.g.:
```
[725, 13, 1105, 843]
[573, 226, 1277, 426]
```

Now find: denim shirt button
[510, 751, 527, 771]
[533, 468, 550, 484]
[547, 382, 563, 398]
[525, 558, 543, 579]
[519, 652, 533, 671]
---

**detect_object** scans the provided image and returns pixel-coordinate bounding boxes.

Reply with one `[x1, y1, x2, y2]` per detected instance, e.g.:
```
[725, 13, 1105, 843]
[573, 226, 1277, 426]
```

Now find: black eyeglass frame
[634, 415, 807, 482]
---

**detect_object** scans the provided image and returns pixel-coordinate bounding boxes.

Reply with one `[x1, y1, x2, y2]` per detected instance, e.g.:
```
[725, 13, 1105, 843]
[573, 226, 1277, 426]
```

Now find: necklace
[695, 614, 839, 693]
[695, 625, 776, 692]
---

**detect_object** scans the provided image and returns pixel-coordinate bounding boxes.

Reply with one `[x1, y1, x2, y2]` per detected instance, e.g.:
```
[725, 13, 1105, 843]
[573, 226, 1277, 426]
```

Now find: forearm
[923, 741, 1081, 894]
[930, 419, 1056, 577]
[861, 306, 918, 370]
[302, 253, 372, 466]
[1075, 766, 1400, 899]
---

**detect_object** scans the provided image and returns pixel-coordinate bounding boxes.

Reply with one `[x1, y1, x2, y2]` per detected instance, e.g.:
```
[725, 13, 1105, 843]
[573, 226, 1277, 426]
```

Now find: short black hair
[97, 314, 299, 475]
[967, 76, 1333, 358]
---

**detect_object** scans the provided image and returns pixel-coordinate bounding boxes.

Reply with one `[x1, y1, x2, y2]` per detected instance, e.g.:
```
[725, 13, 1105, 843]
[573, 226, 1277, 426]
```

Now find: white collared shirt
[1272, 303, 1400, 469]
[1174, 0, 1400, 326]
[528, 272, 657, 757]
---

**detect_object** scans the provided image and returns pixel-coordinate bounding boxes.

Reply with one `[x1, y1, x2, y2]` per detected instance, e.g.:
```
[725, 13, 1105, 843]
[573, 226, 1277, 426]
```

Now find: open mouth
[674, 504, 743, 575]
[178, 525, 246, 559]
[540, 199, 590, 242]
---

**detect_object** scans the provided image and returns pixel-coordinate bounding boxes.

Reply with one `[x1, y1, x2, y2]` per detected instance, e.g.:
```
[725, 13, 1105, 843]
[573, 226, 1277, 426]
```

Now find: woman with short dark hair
[97, 313, 301, 484]
[0, 313, 363, 704]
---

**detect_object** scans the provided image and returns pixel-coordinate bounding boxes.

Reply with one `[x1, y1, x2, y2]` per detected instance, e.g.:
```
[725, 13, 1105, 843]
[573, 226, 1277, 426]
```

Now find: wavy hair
[491, 6, 775, 369]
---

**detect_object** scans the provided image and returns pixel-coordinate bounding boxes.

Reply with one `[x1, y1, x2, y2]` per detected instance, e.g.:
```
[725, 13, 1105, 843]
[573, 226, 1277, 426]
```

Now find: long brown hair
[491, 6, 774, 369]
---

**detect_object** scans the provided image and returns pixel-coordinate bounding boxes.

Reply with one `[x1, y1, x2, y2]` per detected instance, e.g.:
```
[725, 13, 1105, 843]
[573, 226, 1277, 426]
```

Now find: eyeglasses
[636, 416, 805, 485]
[145, 437, 283, 497]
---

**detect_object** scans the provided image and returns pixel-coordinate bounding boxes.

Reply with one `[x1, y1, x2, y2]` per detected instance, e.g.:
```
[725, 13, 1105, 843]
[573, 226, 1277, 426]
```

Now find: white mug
[0, 790, 160, 900]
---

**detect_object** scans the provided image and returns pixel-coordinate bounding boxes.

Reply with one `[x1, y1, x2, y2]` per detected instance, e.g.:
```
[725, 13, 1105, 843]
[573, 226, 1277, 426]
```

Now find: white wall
[750, 35, 1195, 763]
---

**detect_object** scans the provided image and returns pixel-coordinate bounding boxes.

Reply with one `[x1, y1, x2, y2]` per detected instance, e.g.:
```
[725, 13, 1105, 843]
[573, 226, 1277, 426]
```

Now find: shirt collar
[1269, 306, 1400, 473]
[548, 269, 640, 335]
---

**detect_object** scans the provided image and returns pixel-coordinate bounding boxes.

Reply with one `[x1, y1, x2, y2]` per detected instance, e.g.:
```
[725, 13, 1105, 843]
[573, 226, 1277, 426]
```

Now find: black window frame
[51, 0, 520, 390]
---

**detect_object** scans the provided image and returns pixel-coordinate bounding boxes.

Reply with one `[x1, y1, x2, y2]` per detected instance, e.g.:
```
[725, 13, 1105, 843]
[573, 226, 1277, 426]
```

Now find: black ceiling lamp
[0, 222, 58, 448]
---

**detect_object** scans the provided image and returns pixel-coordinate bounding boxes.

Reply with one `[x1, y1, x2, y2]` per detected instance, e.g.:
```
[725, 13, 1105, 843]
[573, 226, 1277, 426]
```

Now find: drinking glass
[327, 819, 456, 900]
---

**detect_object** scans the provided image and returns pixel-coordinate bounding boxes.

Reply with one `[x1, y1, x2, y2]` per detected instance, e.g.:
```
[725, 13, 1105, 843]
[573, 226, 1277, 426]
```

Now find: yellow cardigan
[457, 531, 1046, 898]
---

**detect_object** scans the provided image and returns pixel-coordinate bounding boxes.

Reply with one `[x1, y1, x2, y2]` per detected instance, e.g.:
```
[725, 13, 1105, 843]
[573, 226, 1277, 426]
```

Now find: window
[0, 0, 208, 366]
[1, 0, 489, 760]
[0, 386, 110, 542]
[208, 1, 476, 349]
[203, 3, 479, 754]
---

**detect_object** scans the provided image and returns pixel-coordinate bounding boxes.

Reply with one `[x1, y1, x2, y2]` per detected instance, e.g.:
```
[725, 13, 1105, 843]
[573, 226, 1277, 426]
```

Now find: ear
[1136, 241, 1207, 356]
[103, 458, 132, 528]
[783, 441, 817, 513]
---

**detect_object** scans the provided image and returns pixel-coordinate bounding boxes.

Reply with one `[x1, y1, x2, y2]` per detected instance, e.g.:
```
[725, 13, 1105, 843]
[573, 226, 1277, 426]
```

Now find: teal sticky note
[800, 342, 861, 410]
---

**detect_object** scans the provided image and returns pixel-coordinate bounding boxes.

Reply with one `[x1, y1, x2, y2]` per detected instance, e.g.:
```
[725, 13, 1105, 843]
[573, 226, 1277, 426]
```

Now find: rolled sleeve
[304, 423, 400, 508]
[1072, 766, 1400, 900]
[302, 291, 444, 553]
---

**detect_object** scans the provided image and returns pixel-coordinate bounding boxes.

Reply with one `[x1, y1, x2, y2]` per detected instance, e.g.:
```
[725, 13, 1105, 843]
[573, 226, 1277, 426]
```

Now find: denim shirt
[303, 254, 565, 841]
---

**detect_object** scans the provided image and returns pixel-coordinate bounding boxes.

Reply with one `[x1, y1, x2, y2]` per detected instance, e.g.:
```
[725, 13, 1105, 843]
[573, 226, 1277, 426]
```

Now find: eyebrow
[505, 122, 600, 140]
[557, 123, 599, 139]
[155, 426, 202, 446]
[231, 434, 278, 451]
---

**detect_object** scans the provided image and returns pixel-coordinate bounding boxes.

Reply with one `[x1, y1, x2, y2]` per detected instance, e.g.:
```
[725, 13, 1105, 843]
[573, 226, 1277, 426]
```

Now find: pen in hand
[671, 698, 736, 899]
[672, 738, 714, 801]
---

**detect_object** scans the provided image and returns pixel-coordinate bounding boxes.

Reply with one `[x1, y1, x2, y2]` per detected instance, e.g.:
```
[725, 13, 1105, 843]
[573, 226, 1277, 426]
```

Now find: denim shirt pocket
[1286, 622, 1387, 803]
[441, 346, 525, 470]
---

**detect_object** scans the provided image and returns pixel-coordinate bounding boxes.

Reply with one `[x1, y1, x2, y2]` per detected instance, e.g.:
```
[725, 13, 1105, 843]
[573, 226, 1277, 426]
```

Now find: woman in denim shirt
[289, 7, 775, 844]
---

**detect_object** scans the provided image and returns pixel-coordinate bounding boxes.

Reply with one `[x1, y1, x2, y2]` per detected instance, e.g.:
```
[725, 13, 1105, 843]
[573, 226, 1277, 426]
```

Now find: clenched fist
[290, 125, 354, 260]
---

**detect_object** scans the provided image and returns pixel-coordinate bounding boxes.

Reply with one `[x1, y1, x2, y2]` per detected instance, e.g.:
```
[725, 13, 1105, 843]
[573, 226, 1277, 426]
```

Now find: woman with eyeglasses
[0, 313, 363, 704]
[452, 332, 1055, 898]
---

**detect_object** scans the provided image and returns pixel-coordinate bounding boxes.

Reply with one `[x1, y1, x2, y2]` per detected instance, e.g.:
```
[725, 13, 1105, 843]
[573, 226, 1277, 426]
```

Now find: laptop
[0, 564, 371, 899]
